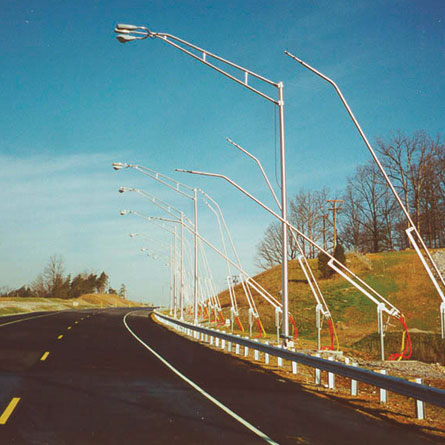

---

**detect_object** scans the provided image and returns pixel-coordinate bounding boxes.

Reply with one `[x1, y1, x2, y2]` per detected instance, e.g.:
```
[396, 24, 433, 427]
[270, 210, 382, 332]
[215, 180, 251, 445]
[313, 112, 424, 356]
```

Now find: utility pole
[322, 214, 328, 251]
[328, 200, 343, 251]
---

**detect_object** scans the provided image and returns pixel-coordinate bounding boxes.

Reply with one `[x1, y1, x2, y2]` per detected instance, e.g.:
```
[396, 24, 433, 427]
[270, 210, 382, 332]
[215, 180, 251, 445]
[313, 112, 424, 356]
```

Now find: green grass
[217, 248, 444, 359]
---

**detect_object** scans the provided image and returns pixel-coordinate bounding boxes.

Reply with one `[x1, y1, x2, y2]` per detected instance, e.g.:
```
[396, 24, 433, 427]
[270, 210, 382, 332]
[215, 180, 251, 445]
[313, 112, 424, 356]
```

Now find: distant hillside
[217, 249, 444, 351]
[0, 293, 142, 316]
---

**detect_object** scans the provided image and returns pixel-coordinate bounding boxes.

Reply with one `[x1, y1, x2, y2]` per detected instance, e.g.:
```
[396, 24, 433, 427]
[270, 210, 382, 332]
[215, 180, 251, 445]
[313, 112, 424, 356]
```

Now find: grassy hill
[0, 293, 142, 316]
[216, 249, 444, 359]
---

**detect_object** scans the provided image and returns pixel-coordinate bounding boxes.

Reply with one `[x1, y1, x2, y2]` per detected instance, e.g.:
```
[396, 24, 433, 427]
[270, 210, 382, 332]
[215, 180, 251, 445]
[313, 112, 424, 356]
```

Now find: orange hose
[289, 314, 298, 340]
[388, 316, 412, 361]
[254, 318, 265, 338]
[235, 316, 244, 332]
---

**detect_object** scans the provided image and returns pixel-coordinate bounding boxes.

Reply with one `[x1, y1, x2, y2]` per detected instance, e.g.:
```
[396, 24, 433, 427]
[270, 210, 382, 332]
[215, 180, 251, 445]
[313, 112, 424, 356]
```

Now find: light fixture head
[112, 162, 126, 171]
[115, 24, 140, 31]
[118, 187, 127, 193]
[116, 34, 138, 44]
[120, 210, 127, 215]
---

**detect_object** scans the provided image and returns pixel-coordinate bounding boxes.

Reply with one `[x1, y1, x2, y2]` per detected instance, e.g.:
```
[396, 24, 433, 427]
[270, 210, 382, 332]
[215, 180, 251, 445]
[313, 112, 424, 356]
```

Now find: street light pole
[113, 163, 199, 325]
[193, 188, 198, 325]
[285, 50, 445, 336]
[277, 82, 289, 339]
[180, 211, 185, 320]
[113, 24, 290, 340]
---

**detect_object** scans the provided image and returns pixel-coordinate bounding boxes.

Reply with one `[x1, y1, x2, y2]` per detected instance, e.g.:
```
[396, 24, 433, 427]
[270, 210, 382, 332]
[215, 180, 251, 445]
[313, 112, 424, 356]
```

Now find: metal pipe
[193, 188, 198, 325]
[285, 51, 445, 304]
[278, 82, 289, 341]
[180, 212, 184, 320]
[176, 169, 402, 318]
[113, 26, 290, 340]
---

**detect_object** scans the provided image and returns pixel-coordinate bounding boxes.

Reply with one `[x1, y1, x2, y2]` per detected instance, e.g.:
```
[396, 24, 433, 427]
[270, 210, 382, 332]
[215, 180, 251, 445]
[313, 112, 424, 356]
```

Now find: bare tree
[376, 131, 444, 248]
[342, 161, 395, 253]
[43, 254, 66, 298]
[256, 188, 330, 269]
[290, 188, 330, 258]
[340, 185, 363, 251]
[31, 274, 47, 298]
[256, 222, 299, 269]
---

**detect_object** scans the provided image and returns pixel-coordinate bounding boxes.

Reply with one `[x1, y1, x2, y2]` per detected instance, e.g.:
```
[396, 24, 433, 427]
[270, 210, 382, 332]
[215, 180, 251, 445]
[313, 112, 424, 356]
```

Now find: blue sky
[1, 0, 444, 305]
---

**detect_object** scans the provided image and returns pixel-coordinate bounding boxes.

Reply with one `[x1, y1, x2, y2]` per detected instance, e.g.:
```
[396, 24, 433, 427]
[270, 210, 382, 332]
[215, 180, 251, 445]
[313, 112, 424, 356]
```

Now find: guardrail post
[215, 336, 220, 347]
[351, 363, 358, 396]
[415, 378, 425, 420]
[315, 353, 321, 385]
[265, 341, 270, 365]
[236, 343, 240, 355]
[154, 313, 445, 411]
[328, 357, 335, 389]
[277, 345, 283, 367]
[221, 338, 225, 350]
[291, 349, 298, 374]
[228, 341, 232, 352]
[379, 370, 387, 403]
[254, 339, 259, 361]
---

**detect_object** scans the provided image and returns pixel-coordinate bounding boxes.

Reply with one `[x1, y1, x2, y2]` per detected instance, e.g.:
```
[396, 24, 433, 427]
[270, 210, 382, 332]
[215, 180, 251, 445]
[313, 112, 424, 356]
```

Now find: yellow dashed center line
[67, 326, 72, 330]
[40, 352, 50, 361]
[74, 321, 78, 324]
[57, 335, 63, 340]
[0, 397, 20, 425]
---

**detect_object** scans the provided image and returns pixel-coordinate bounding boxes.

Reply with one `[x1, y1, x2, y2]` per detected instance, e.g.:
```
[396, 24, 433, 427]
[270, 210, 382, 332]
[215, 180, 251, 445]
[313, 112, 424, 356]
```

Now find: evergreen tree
[334, 243, 346, 265]
[317, 252, 333, 279]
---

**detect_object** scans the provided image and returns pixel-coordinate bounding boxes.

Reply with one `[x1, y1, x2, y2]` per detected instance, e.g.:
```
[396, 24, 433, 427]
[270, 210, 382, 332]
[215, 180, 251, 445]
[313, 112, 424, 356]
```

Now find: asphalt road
[0, 309, 436, 444]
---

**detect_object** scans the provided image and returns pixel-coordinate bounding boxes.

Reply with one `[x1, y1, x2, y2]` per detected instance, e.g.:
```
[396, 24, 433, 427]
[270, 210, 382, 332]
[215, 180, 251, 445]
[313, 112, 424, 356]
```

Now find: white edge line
[123, 311, 278, 445]
[0, 311, 63, 328]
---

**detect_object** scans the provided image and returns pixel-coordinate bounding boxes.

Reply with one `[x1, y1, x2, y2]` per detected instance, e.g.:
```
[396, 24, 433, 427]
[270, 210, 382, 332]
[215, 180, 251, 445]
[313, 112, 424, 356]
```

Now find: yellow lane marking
[74, 321, 78, 324]
[67, 326, 72, 330]
[57, 335, 63, 340]
[40, 352, 50, 361]
[0, 397, 20, 424]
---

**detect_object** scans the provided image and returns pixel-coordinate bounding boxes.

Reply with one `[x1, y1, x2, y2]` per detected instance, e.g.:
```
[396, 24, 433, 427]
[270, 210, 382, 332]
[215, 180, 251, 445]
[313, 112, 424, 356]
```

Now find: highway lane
[0, 309, 436, 444]
[0, 308, 270, 444]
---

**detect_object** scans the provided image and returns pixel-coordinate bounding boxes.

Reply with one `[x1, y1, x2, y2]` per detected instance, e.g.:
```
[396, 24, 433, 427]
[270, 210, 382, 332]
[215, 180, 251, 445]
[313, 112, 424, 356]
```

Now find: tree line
[1, 255, 126, 299]
[257, 131, 444, 269]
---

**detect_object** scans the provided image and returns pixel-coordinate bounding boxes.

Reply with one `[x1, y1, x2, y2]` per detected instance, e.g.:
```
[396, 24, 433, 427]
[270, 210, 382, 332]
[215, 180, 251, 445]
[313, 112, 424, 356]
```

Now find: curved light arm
[223, 138, 330, 318]
[113, 163, 195, 200]
[141, 248, 169, 262]
[121, 209, 175, 235]
[129, 208, 281, 309]
[176, 168, 402, 318]
[129, 232, 169, 248]
[114, 24, 279, 104]
[285, 50, 445, 300]
[284, 51, 412, 223]
[226, 138, 281, 210]
[120, 187, 194, 226]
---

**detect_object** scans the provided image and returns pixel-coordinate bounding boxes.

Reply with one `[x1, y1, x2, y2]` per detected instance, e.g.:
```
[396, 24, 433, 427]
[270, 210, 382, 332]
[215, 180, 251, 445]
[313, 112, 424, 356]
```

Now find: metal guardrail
[155, 312, 445, 409]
